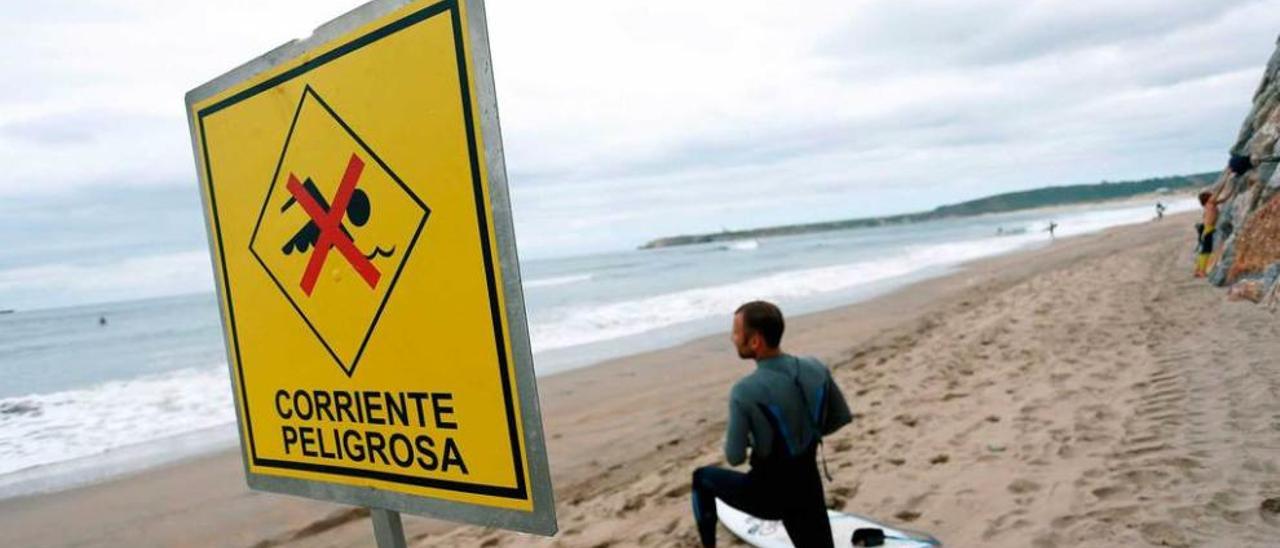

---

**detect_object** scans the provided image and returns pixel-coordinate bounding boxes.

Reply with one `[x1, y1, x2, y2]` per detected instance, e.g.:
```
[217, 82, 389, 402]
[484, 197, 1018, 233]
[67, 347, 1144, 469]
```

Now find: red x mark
[285, 153, 381, 296]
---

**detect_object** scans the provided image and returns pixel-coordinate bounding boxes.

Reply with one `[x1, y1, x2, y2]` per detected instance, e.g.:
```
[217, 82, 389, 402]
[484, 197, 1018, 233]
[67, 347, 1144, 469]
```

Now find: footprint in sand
[617, 495, 645, 516]
[894, 510, 922, 522]
[1139, 521, 1189, 547]
[1261, 498, 1280, 525]
[1091, 485, 1127, 501]
[1008, 478, 1041, 494]
[827, 484, 859, 508]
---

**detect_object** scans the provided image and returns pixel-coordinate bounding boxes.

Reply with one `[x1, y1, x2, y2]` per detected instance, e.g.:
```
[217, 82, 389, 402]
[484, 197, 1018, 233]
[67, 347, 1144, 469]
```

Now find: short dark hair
[735, 301, 784, 348]
[1199, 191, 1213, 206]
[1229, 154, 1252, 176]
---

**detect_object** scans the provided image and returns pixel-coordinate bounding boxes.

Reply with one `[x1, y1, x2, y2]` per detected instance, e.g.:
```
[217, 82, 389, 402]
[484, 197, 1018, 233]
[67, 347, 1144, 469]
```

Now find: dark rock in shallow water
[1261, 497, 1280, 514]
[0, 401, 41, 416]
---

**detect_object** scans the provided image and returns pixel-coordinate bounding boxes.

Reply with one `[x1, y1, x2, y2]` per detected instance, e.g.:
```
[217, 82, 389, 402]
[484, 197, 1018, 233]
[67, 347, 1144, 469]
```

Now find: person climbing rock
[1196, 156, 1247, 277]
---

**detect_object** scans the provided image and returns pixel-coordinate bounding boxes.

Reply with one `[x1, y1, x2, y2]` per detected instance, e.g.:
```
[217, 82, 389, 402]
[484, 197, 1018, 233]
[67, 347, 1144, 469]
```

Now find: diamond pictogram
[249, 86, 430, 377]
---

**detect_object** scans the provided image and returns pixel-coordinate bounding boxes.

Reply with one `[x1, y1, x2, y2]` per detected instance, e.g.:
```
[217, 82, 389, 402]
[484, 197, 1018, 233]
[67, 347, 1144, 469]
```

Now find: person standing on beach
[691, 301, 852, 547]
[1195, 190, 1218, 277]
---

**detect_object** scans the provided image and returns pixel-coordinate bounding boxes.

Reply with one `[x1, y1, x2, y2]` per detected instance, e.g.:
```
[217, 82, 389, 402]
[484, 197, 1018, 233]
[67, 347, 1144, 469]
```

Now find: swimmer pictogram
[282, 154, 382, 295]
[248, 86, 430, 377]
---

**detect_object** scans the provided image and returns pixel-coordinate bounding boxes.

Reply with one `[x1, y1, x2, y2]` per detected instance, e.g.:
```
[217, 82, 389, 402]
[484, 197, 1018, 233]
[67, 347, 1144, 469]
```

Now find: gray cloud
[819, 1, 1251, 70]
[1, 109, 168, 145]
[2, 0, 1279, 259]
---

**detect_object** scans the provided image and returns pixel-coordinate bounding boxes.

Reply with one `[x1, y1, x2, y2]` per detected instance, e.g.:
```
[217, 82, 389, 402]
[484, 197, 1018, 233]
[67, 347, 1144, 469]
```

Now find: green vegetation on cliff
[640, 172, 1217, 249]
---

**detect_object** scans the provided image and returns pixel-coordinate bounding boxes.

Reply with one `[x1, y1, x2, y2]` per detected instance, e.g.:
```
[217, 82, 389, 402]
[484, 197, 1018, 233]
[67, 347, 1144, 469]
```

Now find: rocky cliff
[1206, 35, 1280, 309]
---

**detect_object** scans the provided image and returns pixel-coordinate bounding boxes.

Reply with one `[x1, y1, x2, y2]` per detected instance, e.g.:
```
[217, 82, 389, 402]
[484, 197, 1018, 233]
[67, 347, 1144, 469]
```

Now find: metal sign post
[185, 0, 556, 539]
[371, 508, 407, 548]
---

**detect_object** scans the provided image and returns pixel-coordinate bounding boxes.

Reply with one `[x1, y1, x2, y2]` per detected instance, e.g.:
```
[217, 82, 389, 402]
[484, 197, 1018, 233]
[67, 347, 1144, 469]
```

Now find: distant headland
[639, 172, 1216, 249]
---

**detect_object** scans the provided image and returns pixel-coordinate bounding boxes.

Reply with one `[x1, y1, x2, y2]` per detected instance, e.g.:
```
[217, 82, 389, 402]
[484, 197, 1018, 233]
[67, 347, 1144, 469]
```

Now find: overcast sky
[1, 0, 1278, 307]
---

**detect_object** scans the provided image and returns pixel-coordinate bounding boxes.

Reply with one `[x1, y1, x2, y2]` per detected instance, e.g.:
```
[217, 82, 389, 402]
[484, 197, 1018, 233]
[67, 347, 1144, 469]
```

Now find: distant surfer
[691, 301, 852, 547]
[1046, 221, 1058, 239]
[1156, 202, 1166, 220]
[98, 315, 107, 327]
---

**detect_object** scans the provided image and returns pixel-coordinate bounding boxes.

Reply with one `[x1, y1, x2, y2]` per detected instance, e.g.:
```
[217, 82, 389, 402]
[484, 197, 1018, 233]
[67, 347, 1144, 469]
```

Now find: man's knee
[693, 465, 717, 483]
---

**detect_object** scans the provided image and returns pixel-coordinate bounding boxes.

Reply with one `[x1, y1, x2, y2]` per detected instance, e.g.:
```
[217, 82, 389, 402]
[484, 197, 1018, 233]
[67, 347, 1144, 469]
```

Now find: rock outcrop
[1206, 35, 1280, 309]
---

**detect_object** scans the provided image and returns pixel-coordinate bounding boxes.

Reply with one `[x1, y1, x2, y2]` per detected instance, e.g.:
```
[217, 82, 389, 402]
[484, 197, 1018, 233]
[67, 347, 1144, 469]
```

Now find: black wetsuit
[692, 354, 852, 547]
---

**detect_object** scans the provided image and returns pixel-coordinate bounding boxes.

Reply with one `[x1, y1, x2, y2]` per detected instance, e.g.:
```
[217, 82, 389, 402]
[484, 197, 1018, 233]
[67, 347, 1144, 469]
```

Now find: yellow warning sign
[185, 0, 553, 532]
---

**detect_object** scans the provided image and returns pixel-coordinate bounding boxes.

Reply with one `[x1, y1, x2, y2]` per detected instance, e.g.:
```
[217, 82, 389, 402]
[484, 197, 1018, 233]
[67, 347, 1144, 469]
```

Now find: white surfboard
[716, 498, 941, 547]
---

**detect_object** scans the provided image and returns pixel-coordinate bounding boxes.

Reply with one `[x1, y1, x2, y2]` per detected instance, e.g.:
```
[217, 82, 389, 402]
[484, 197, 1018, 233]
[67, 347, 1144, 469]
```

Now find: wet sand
[3, 211, 1278, 547]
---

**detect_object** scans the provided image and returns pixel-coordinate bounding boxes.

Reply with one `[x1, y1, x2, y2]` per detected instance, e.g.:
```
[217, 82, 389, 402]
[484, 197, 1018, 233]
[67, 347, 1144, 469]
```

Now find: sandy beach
[3, 210, 1279, 547]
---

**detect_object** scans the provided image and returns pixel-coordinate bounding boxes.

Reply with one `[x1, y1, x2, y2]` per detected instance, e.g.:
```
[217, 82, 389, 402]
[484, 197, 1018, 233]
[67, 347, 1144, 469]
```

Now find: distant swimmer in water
[99, 316, 107, 326]
[691, 301, 852, 548]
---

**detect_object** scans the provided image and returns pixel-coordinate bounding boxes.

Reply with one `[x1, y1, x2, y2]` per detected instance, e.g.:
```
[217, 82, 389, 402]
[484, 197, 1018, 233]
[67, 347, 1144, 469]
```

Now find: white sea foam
[1051, 199, 1199, 237]
[530, 235, 1033, 352]
[0, 365, 236, 477]
[529, 198, 1196, 353]
[523, 273, 593, 288]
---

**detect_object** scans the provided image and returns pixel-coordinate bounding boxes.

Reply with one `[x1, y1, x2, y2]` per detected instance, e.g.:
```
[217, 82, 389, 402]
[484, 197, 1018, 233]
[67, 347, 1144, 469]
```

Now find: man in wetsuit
[691, 301, 852, 547]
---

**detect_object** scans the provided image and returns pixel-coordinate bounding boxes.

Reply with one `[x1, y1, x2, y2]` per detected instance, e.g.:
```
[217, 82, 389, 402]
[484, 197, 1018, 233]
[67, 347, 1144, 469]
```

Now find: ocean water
[0, 196, 1197, 497]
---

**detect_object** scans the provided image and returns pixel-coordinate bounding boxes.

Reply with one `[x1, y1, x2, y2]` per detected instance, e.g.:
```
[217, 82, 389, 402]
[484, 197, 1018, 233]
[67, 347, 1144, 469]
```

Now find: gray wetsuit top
[724, 354, 852, 467]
